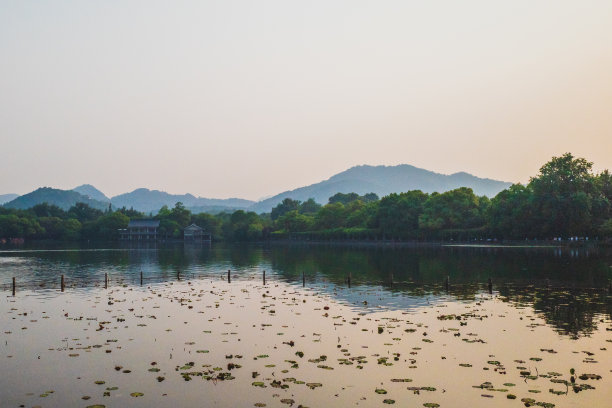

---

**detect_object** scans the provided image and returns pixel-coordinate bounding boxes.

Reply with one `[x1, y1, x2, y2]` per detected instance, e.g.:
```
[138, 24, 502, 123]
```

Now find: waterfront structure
[119, 219, 160, 241]
[183, 223, 211, 242]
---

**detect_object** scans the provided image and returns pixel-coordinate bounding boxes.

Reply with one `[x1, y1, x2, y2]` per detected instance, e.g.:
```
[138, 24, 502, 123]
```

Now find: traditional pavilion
[119, 219, 160, 241]
[183, 224, 211, 242]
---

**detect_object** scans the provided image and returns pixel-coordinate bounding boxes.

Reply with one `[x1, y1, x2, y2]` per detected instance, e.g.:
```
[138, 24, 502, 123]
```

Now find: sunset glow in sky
[2, 1, 611, 199]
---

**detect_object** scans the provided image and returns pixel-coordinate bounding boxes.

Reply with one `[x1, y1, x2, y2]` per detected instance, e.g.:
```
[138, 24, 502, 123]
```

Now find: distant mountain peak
[249, 163, 512, 213]
[72, 184, 110, 202]
[4, 187, 109, 211]
[110, 188, 254, 213]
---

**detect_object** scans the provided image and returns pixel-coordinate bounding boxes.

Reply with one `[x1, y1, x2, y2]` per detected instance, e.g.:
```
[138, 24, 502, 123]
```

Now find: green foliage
[191, 212, 221, 239]
[418, 188, 488, 234]
[2, 153, 611, 243]
[599, 219, 612, 237]
[271, 198, 300, 220]
[82, 212, 129, 240]
[375, 191, 427, 239]
[328, 192, 379, 205]
[316, 203, 347, 229]
[31, 203, 67, 219]
[0, 214, 43, 238]
[38, 217, 81, 240]
[299, 198, 322, 214]
[224, 210, 266, 241]
[277, 210, 314, 233]
[67, 203, 104, 223]
[116, 206, 145, 218]
[487, 184, 534, 239]
[528, 153, 596, 236]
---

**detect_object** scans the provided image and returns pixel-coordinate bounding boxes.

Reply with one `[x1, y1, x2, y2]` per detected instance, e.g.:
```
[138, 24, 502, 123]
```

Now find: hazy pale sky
[1, 1, 611, 200]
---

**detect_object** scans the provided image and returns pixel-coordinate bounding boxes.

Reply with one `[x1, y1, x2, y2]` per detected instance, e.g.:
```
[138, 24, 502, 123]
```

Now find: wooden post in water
[61, 274, 65, 292]
[487, 277, 492, 294]
[445, 276, 449, 291]
[347, 272, 351, 288]
[105, 273, 108, 289]
[140, 270, 143, 286]
[302, 271, 305, 287]
[12, 277, 15, 296]
[263, 270, 266, 285]
[227, 269, 231, 283]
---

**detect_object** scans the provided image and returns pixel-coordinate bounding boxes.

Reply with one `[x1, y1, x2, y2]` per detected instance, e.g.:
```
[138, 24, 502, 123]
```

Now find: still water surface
[1, 243, 611, 407]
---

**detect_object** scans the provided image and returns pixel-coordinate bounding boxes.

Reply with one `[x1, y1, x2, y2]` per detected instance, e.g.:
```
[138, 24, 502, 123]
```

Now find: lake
[1, 243, 611, 408]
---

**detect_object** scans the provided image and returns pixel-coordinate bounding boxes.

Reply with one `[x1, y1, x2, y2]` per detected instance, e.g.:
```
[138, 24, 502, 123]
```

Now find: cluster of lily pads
[1, 275, 609, 408]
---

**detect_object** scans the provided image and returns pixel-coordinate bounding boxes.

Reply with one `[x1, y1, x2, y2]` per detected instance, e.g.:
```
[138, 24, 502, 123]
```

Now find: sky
[1, 1, 612, 200]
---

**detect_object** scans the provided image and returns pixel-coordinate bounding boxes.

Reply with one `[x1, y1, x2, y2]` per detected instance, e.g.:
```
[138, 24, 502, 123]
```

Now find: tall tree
[375, 191, 428, 239]
[528, 153, 596, 237]
[271, 198, 300, 220]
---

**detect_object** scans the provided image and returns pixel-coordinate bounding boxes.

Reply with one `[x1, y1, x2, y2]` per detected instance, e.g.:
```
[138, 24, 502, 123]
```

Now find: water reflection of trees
[498, 287, 611, 337]
[267, 244, 611, 286]
[2, 243, 611, 337]
[267, 244, 612, 337]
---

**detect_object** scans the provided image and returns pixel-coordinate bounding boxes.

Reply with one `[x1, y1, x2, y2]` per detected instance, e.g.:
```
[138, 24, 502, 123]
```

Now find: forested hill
[72, 184, 110, 202]
[3, 187, 109, 211]
[249, 164, 511, 213]
[0, 194, 18, 205]
[110, 188, 254, 214]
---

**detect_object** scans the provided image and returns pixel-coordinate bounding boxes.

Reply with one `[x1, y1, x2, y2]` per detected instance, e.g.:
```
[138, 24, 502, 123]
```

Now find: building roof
[184, 223, 203, 231]
[127, 219, 160, 228]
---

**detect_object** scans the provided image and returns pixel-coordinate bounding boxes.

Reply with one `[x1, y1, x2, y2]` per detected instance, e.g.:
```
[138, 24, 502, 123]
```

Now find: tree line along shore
[1, 153, 612, 243]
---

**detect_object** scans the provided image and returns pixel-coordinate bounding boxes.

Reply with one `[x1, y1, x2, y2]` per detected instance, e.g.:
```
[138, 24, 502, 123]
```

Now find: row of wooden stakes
[8, 272, 612, 296]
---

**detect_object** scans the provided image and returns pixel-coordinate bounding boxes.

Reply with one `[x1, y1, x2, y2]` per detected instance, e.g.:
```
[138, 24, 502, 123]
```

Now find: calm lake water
[1, 243, 611, 408]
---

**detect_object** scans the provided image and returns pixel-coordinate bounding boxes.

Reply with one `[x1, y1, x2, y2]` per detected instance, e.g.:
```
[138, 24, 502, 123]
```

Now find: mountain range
[3, 187, 110, 211]
[249, 164, 511, 212]
[2, 164, 513, 214]
[111, 189, 254, 214]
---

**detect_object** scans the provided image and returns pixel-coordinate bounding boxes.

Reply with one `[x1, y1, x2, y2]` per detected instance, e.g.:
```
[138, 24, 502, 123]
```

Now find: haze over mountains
[111, 189, 254, 214]
[2, 164, 512, 214]
[250, 164, 511, 213]
[0, 194, 19, 205]
[4, 187, 110, 211]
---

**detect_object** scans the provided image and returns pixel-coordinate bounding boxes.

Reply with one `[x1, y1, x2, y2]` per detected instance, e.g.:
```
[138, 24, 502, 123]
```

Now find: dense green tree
[82, 212, 129, 240]
[67, 203, 103, 223]
[191, 212, 221, 239]
[158, 219, 182, 239]
[225, 210, 265, 241]
[299, 198, 321, 214]
[116, 206, 144, 218]
[0, 214, 43, 238]
[419, 188, 488, 233]
[315, 202, 347, 229]
[277, 210, 314, 232]
[61, 219, 82, 240]
[31, 203, 67, 219]
[375, 191, 428, 239]
[528, 153, 596, 237]
[170, 202, 191, 227]
[328, 192, 379, 205]
[487, 184, 534, 239]
[38, 217, 81, 240]
[271, 198, 301, 220]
